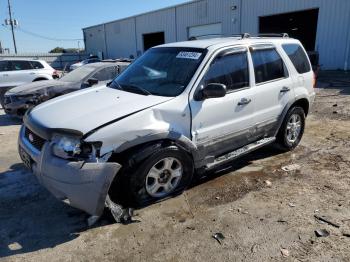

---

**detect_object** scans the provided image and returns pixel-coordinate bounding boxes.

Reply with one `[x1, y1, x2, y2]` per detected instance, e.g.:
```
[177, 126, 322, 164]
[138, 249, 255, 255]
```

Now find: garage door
[188, 23, 222, 39]
[259, 9, 319, 51]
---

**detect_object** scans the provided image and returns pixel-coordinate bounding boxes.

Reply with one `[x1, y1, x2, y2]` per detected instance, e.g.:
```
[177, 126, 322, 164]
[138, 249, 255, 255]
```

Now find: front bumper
[18, 125, 121, 216]
[4, 100, 31, 117]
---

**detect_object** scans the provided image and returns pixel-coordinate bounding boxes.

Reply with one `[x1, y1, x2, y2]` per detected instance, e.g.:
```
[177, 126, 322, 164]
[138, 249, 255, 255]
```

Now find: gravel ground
[0, 73, 350, 261]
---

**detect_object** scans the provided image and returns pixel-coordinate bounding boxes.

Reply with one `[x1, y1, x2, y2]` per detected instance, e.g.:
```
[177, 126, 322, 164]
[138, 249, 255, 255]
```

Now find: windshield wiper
[121, 84, 152, 96]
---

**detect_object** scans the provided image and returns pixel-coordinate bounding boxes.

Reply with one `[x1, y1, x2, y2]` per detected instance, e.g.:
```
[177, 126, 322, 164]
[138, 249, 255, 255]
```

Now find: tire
[110, 144, 194, 207]
[277, 106, 305, 151]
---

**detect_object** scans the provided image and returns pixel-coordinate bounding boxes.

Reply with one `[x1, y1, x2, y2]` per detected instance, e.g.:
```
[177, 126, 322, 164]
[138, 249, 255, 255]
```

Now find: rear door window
[251, 48, 287, 84]
[282, 44, 311, 74]
[204, 50, 250, 91]
[92, 67, 117, 81]
[10, 61, 33, 71]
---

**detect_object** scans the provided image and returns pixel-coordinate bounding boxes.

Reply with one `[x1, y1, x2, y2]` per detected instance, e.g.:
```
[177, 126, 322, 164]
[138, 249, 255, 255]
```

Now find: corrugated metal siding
[83, 0, 350, 70]
[135, 8, 176, 53]
[84, 25, 106, 56]
[176, 0, 241, 41]
[241, 0, 350, 70]
[105, 18, 137, 59]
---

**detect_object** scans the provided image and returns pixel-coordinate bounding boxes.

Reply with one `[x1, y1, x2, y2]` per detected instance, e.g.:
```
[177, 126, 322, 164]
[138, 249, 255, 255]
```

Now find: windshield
[60, 65, 96, 82]
[109, 47, 206, 96]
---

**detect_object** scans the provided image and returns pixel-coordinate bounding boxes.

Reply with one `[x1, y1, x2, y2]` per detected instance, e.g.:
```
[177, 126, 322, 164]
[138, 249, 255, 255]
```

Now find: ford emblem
[28, 133, 34, 143]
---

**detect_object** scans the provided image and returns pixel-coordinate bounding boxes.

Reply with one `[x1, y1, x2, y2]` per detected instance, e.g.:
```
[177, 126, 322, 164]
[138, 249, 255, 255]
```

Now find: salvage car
[0, 59, 58, 108]
[69, 56, 101, 71]
[4, 61, 130, 117]
[18, 34, 315, 221]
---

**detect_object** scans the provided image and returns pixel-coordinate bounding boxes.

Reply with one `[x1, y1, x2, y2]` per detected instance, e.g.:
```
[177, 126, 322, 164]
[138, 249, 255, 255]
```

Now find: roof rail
[231, 33, 251, 39]
[257, 33, 289, 38]
[188, 34, 224, 41]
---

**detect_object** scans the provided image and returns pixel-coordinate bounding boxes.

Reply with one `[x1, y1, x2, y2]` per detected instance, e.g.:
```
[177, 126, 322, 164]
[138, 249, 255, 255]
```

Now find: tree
[49, 47, 66, 53]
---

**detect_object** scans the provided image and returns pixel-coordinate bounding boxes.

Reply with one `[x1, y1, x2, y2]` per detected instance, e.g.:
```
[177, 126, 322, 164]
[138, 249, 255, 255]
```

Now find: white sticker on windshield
[176, 51, 202, 60]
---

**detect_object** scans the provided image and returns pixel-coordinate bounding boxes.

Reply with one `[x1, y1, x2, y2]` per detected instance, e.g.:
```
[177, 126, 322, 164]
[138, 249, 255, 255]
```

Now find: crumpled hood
[6, 80, 73, 96]
[28, 86, 173, 135]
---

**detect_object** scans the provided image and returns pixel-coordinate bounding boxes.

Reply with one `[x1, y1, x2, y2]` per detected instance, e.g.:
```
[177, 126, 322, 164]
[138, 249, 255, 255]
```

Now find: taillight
[52, 70, 59, 79]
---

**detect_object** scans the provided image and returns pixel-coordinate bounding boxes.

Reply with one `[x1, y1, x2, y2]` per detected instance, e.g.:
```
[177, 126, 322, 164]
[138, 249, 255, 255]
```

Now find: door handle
[280, 86, 290, 93]
[3, 74, 9, 77]
[29, 72, 35, 75]
[238, 98, 251, 106]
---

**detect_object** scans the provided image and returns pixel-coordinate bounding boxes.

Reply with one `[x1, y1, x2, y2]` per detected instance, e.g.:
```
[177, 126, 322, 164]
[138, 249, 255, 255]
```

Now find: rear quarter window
[30, 61, 45, 69]
[282, 44, 311, 74]
[251, 48, 287, 84]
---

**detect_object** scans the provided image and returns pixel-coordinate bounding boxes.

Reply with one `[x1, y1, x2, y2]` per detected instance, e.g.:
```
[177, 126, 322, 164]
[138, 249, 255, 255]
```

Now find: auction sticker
[176, 52, 202, 60]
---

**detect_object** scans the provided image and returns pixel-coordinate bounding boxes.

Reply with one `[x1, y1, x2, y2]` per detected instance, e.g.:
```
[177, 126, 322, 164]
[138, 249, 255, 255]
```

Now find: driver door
[190, 47, 256, 157]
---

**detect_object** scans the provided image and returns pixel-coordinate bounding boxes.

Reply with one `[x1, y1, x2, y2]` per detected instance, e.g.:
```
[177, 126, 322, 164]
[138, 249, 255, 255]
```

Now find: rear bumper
[18, 125, 121, 216]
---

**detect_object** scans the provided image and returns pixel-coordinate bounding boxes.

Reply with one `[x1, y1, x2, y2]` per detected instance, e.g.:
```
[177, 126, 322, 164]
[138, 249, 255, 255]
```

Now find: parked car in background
[18, 35, 315, 220]
[69, 56, 101, 71]
[4, 61, 130, 117]
[0, 59, 59, 108]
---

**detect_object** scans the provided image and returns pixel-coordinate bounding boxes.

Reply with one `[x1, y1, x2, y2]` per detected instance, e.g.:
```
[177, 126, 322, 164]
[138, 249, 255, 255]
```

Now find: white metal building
[83, 0, 350, 70]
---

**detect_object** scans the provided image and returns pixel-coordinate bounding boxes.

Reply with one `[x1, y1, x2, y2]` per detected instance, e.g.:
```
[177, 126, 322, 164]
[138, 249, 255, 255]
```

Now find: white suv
[18, 35, 315, 219]
[0, 59, 58, 107]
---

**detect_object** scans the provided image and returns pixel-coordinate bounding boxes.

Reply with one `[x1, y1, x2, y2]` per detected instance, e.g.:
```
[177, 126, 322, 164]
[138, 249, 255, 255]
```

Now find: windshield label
[176, 52, 202, 60]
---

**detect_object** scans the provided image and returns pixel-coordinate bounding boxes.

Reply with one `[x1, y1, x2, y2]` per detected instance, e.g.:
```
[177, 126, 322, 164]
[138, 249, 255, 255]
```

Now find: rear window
[282, 44, 311, 74]
[10, 61, 33, 70]
[30, 61, 44, 69]
[251, 48, 287, 84]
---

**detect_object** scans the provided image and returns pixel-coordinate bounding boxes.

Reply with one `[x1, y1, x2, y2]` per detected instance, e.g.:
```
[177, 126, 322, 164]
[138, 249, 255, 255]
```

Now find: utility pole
[7, 0, 17, 54]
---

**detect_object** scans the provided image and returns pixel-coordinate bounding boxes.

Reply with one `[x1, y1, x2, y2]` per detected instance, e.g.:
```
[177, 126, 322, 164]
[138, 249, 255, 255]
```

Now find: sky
[0, 0, 189, 53]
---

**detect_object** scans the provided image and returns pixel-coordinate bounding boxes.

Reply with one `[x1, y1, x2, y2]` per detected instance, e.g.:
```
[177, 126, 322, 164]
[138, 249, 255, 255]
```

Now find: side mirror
[196, 83, 227, 100]
[87, 78, 99, 86]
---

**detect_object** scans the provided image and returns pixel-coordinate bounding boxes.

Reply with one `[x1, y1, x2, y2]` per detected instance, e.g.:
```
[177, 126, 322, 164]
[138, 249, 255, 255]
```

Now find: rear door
[8, 60, 36, 85]
[249, 44, 294, 137]
[190, 46, 256, 157]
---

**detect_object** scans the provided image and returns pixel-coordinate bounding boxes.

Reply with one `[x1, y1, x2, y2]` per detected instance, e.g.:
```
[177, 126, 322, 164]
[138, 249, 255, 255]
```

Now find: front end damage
[18, 125, 121, 218]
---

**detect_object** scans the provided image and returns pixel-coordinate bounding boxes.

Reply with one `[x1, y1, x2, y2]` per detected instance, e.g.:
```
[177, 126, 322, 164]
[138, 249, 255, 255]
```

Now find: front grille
[24, 127, 46, 151]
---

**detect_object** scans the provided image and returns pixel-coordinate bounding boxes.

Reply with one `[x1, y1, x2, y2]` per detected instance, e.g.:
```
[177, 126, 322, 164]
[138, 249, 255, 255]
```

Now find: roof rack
[188, 34, 223, 41]
[257, 33, 289, 38]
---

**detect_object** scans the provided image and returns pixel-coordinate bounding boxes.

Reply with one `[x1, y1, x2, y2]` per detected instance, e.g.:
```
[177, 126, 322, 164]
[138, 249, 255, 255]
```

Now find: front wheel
[111, 145, 194, 207]
[277, 106, 305, 151]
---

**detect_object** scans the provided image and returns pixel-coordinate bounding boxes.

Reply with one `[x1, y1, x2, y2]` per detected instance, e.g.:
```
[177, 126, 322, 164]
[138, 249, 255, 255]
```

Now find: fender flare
[114, 131, 198, 159]
[273, 96, 310, 137]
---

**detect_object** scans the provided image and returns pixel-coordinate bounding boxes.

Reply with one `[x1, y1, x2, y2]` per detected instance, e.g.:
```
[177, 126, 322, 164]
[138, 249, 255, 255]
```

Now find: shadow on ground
[0, 110, 22, 127]
[318, 71, 350, 95]
[0, 143, 287, 258]
[0, 163, 90, 258]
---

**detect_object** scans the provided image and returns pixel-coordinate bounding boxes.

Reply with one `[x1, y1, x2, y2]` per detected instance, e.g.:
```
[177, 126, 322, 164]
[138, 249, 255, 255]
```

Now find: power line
[16, 27, 83, 41]
[2, 25, 83, 42]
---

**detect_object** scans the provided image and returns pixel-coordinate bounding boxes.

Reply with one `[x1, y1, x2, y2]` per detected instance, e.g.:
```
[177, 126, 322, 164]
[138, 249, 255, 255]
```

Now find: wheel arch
[33, 77, 49, 82]
[108, 135, 197, 167]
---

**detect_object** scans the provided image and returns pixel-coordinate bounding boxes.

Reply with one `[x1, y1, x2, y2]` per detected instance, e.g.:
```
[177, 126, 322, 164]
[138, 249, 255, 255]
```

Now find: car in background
[0, 59, 59, 108]
[4, 61, 130, 117]
[69, 56, 101, 71]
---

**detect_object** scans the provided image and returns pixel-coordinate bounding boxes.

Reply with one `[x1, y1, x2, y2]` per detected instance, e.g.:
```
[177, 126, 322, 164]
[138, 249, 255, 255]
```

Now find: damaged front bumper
[18, 125, 121, 216]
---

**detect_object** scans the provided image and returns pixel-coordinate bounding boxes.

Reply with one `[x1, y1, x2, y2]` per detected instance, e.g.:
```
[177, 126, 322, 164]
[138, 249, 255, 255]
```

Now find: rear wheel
[110, 144, 194, 207]
[277, 106, 305, 150]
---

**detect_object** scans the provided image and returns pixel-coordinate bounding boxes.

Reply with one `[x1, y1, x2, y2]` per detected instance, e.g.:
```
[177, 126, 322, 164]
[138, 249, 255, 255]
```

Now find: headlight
[52, 135, 93, 159]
